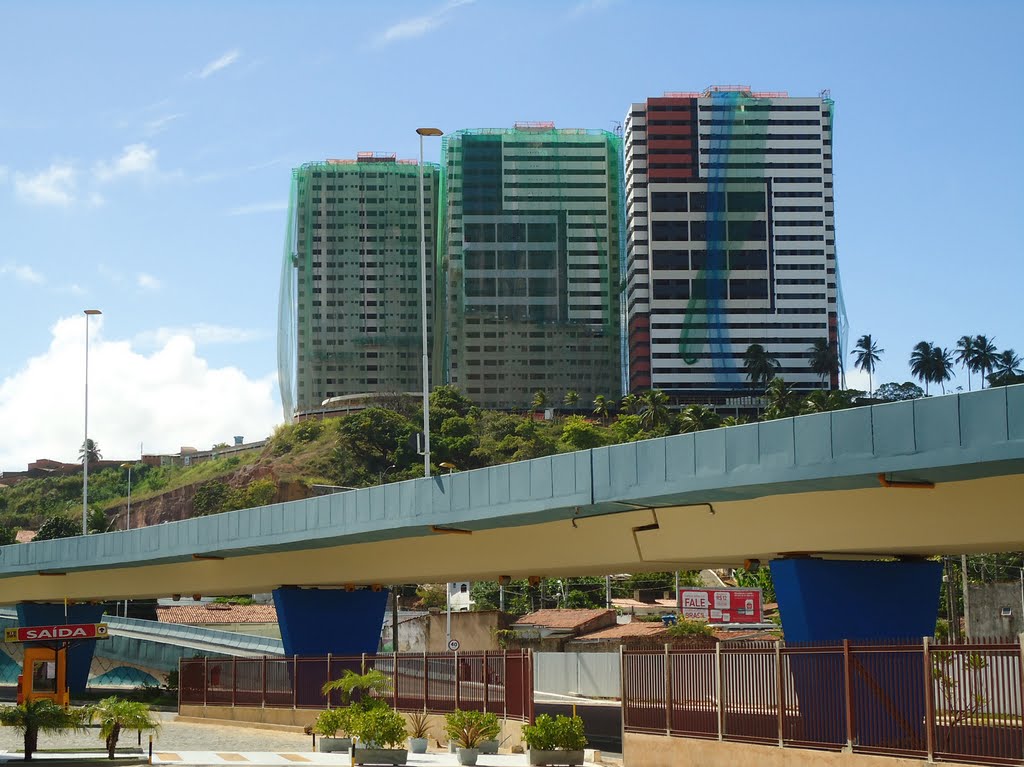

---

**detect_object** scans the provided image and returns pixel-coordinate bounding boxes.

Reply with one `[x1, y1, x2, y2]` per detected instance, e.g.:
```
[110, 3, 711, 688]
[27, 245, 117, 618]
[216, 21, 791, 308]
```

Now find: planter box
[353, 747, 408, 766]
[408, 737, 428, 754]
[478, 739, 499, 754]
[456, 747, 479, 766]
[317, 737, 352, 753]
[528, 748, 585, 766]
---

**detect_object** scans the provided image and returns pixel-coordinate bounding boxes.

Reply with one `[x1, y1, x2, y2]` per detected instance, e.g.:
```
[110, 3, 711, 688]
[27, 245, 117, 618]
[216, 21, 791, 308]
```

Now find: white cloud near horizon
[226, 200, 288, 216]
[0, 263, 44, 284]
[197, 49, 241, 79]
[0, 316, 280, 471]
[373, 0, 474, 46]
[145, 113, 184, 135]
[94, 143, 158, 182]
[133, 323, 265, 348]
[14, 163, 77, 205]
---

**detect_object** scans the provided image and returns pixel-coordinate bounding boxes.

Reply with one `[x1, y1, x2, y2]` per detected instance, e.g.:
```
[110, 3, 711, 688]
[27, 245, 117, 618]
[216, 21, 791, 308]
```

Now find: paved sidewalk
[0, 751, 599, 766]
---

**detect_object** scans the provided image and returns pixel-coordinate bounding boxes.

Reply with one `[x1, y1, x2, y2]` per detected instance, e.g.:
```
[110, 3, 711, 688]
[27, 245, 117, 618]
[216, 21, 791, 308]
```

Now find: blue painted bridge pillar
[272, 587, 389, 657]
[770, 558, 943, 748]
[16, 602, 106, 693]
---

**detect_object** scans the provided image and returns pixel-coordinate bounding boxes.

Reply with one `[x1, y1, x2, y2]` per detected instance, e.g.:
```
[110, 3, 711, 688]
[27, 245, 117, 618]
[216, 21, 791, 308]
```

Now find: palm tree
[973, 335, 999, 388]
[78, 438, 102, 466]
[989, 349, 1023, 386]
[592, 395, 610, 424]
[85, 697, 159, 759]
[620, 393, 640, 415]
[531, 390, 547, 413]
[0, 699, 83, 760]
[638, 389, 670, 430]
[807, 339, 839, 385]
[676, 405, 722, 433]
[851, 334, 884, 397]
[562, 390, 579, 412]
[909, 341, 935, 395]
[764, 378, 800, 419]
[954, 335, 978, 391]
[743, 344, 780, 392]
[929, 345, 954, 394]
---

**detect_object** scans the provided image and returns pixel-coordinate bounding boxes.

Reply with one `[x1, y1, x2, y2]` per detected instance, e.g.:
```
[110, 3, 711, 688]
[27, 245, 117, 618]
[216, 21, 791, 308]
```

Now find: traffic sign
[4, 623, 109, 643]
[447, 638, 460, 652]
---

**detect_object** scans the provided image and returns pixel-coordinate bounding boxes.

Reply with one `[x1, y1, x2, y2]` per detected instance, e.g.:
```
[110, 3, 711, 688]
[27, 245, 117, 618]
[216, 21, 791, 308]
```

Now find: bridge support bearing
[272, 587, 389, 656]
[769, 558, 942, 747]
[16, 603, 105, 693]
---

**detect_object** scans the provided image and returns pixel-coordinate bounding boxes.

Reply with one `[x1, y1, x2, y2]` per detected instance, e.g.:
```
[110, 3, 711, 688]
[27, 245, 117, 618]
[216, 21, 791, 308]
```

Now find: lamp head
[84, 309, 102, 315]
[416, 127, 443, 137]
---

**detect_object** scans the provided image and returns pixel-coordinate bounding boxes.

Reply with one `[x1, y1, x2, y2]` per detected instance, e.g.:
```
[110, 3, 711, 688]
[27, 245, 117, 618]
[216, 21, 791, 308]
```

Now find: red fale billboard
[677, 587, 763, 624]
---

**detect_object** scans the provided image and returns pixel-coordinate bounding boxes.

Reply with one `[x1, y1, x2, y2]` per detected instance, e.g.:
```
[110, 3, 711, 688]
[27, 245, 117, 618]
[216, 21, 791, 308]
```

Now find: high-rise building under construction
[277, 154, 439, 417]
[437, 124, 624, 410]
[625, 86, 845, 401]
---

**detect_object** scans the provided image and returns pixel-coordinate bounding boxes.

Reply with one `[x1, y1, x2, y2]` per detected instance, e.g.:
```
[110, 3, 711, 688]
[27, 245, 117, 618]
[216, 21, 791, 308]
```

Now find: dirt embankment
[106, 466, 313, 530]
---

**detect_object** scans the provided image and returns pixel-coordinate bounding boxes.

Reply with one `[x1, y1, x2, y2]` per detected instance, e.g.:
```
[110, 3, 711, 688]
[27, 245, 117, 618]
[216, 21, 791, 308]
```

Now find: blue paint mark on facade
[273, 588, 389, 656]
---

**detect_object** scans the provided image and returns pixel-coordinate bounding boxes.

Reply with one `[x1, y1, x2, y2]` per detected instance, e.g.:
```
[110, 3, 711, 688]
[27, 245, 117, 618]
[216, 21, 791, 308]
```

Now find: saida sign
[4, 623, 108, 643]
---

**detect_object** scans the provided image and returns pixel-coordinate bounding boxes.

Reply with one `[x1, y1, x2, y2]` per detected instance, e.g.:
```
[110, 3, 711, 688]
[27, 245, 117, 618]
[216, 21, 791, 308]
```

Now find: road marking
[216, 753, 250, 761]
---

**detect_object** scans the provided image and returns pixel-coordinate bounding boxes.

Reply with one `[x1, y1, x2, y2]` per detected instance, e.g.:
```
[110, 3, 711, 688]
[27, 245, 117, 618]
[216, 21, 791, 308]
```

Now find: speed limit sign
[447, 638, 461, 652]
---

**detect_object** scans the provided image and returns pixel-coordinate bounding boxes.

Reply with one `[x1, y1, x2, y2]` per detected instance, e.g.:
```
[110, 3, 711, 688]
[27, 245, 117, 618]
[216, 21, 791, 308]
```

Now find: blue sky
[1, 0, 1021, 469]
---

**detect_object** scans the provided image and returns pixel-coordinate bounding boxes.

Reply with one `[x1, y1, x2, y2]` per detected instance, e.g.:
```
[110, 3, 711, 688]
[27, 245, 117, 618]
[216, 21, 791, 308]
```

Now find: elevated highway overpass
[1, 385, 1021, 604]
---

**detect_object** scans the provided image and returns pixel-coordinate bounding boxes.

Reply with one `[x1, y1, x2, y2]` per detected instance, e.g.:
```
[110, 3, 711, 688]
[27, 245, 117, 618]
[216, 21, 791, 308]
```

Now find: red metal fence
[179, 650, 533, 721]
[623, 638, 1024, 766]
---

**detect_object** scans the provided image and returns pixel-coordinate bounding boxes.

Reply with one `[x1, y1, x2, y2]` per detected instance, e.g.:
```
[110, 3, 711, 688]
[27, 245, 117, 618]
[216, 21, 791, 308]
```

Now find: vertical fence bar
[393, 652, 399, 710]
[423, 651, 429, 712]
[261, 656, 267, 708]
[361, 652, 366, 675]
[842, 639, 854, 751]
[325, 654, 332, 709]
[454, 651, 461, 710]
[292, 655, 298, 710]
[232, 657, 237, 707]
[619, 646, 626, 741]
[1019, 634, 1024, 762]
[776, 640, 785, 748]
[715, 642, 724, 741]
[503, 650, 508, 720]
[203, 657, 208, 706]
[483, 650, 489, 713]
[922, 637, 935, 762]
[664, 644, 672, 736]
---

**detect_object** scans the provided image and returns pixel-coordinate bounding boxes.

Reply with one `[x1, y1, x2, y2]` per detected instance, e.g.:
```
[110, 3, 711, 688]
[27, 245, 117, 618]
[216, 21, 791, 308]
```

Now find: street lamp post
[121, 462, 134, 618]
[379, 464, 397, 485]
[416, 127, 443, 479]
[83, 309, 102, 535]
[438, 462, 458, 647]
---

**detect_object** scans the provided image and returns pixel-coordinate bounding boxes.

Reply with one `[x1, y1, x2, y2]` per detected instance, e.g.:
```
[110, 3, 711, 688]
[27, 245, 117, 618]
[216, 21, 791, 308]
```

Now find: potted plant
[313, 708, 352, 753]
[350, 705, 408, 766]
[407, 711, 431, 754]
[522, 714, 587, 767]
[445, 709, 496, 766]
[476, 711, 501, 754]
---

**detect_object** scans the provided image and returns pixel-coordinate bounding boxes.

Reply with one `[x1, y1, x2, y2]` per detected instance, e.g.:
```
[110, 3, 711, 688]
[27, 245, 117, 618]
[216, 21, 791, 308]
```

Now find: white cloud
[0, 263, 44, 284]
[14, 163, 77, 206]
[197, 49, 241, 79]
[0, 316, 280, 471]
[373, 0, 474, 46]
[226, 201, 288, 216]
[134, 323, 264, 348]
[144, 113, 184, 135]
[94, 143, 158, 182]
[137, 273, 161, 291]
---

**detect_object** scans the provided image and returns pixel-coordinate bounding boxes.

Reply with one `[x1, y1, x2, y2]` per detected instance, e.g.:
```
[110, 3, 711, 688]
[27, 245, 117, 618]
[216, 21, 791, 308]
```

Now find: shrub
[350, 706, 407, 748]
[445, 709, 500, 747]
[313, 708, 351, 737]
[665, 616, 715, 638]
[522, 714, 587, 751]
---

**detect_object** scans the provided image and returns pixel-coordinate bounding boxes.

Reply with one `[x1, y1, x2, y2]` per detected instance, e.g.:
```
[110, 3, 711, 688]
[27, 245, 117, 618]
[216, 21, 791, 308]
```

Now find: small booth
[5, 623, 109, 706]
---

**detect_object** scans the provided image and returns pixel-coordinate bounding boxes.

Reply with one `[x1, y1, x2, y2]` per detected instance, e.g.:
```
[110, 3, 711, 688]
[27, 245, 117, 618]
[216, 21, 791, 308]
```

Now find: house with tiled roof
[511, 609, 617, 651]
[156, 603, 280, 639]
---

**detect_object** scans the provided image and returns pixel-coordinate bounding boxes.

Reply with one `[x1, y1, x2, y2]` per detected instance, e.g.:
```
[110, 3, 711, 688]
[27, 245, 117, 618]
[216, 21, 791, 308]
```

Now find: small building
[511, 609, 617, 651]
[156, 603, 281, 639]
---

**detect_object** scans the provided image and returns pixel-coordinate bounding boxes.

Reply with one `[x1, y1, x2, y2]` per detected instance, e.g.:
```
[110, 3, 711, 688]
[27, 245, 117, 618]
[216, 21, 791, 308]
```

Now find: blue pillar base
[16, 603, 106, 693]
[272, 588, 388, 657]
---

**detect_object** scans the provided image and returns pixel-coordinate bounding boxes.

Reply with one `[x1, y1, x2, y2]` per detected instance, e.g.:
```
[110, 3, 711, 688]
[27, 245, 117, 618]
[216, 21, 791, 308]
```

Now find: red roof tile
[16, 530, 37, 543]
[513, 609, 614, 630]
[577, 622, 671, 640]
[157, 604, 278, 624]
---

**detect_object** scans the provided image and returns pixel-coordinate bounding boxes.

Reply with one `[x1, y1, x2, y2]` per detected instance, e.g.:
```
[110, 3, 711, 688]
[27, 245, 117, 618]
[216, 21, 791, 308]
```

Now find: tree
[988, 349, 1024, 387]
[0, 699, 83, 760]
[86, 507, 110, 534]
[763, 378, 801, 420]
[0, 526, 17, 546]
[531, 390, 548, 413]
[35, 515, 79, 541]
[972, 335, 999, 389]
[85, 697, 159, 759]
[800, 389, 862, 414]
[909, 341, 935, 395]
[743, 344, 780, 391]
[676, 405, 722, 434]
[620, 393, 640, 416]
[336, 407, 416, 474]
[929, 345, 955, 394]
[562, 390, 579, 411]
[954, 336, 979, 392]
[559, 416, 605, 451]
[78, 439, 102, 467]
[592, 395, 611, 424]
[807, 339, 839, 385]
[637, 389, 670, 431]
[851, 334, 883, 397]
[874, 381, 924, 402]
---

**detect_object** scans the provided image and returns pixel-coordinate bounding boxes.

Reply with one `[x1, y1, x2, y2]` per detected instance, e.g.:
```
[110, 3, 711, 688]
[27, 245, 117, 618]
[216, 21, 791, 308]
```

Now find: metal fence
[179, 650, 533, 721]
[623, 638, 1024, 766]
